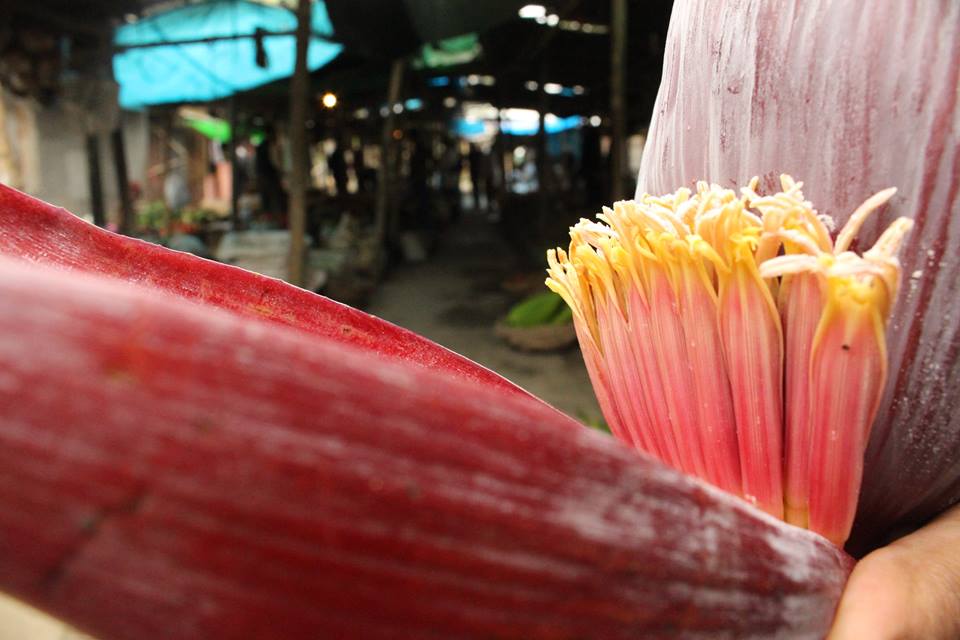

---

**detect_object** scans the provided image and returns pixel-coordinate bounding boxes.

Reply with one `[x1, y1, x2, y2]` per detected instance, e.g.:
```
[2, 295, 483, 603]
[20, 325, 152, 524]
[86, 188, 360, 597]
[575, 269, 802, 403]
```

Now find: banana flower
[0, 0, 956, 636]
[638, 0, 960, 555]
[0, 184, 850, 639]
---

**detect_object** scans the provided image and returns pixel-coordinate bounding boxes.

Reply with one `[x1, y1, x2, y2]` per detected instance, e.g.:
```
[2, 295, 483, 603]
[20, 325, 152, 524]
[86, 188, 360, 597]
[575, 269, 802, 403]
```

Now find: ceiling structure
[3, 0, 673, 134]
[2, 1, 156, 101]
[112, 0, 343, 108]
[246, 0, 673, 134]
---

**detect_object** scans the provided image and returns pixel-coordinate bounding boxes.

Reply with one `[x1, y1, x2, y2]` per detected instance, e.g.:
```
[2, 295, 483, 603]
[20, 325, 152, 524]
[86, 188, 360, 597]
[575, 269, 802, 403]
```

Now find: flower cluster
[547, 176, 912, 544]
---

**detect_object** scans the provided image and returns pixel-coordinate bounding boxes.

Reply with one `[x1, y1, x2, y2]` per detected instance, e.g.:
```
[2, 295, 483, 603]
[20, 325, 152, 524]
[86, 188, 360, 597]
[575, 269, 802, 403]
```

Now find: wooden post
[111, 127, 134, 235]
[159, 115, 173, 236]
[493, 90, 508, 209]
[0, 95, 21, 189]
[85, 133, 106, 227]
[228, 95, 240, 229]
[374, 59, 405, 251]
[610, 0, 627, 201]
[287, 0, 312, 288]
[536, 60, 549, 226]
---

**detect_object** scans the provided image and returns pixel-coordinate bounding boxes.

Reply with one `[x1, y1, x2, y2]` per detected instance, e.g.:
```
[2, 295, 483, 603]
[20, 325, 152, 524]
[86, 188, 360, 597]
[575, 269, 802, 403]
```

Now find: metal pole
[111, 127, 134, 235]
[610, 0, 627, 201]
[85, 133, 106, 227]
[287, 0, 312, 288]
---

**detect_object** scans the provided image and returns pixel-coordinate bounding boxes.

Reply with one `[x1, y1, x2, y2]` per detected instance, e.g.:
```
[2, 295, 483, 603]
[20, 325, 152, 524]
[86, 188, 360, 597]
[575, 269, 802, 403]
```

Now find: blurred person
[255, 128, 285, 214]
[485, 145, 501, 214]
[353, 139, 378, 195]
[328, 138, 349, 197]
[468, 143, 487, 210]
[580, 125, 605, 206]
[408, 129, 431, 225]
[438, 136, 463, 223]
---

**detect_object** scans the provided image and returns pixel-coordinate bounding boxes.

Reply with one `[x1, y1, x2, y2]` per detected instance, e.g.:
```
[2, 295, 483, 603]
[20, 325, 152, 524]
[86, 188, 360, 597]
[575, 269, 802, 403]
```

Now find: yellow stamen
[546, 176, 912, 544]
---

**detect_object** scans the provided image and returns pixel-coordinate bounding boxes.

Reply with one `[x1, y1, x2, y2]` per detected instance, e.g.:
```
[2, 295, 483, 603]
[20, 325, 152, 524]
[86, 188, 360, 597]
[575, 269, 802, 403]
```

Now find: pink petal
[0, 184, 526, 402]
[674, 259, 742, 496]
[718, 261, 784, 518]
[781, 273, 824, 527]
[806, 285, 888, 545]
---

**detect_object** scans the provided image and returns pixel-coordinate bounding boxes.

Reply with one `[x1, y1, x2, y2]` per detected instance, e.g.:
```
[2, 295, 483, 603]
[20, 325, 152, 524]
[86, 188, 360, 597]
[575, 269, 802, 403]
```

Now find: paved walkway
[366, 214, 602, 423]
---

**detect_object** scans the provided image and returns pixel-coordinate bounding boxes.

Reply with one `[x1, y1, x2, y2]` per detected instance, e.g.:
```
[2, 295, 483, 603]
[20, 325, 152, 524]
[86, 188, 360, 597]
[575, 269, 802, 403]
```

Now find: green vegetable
[505, 291, 566, 328]
[550, 305, 573, 325]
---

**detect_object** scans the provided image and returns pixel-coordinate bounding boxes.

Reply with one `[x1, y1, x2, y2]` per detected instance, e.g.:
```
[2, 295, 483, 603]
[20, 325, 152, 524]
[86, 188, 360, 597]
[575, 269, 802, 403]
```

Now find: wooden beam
[228, 96, 240, 229]
[111, 127, 134, 235]
[493, 89, 508, 209]
[373, 59, 405, 250]
[11, 5, 113, 37]
[536, 59, 550, 227]
[158, 115, 172, 233]
[85, 133, 105, 227]
[287, 0, 312, 288]
[0, 94, 21, 189]
[113, 31, 298, 52]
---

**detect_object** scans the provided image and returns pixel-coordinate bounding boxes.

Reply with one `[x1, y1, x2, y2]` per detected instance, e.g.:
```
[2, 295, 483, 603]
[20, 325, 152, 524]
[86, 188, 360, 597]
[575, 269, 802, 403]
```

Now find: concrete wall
[1, 85, 149, 222]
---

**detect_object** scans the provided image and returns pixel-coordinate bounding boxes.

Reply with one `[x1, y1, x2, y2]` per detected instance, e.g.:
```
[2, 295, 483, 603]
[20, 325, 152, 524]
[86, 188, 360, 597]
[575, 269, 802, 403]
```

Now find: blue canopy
[114, 0, 343, 109]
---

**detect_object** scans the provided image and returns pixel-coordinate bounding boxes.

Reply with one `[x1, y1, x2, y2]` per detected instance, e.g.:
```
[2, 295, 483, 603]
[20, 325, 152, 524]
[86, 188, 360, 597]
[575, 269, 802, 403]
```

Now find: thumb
[828, 503, 960, 640]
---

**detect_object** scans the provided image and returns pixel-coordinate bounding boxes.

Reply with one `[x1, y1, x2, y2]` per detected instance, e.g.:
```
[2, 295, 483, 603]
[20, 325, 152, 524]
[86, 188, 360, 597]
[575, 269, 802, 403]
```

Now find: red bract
[638, 0, 960, 553]
[0, 250, 853, 639]
[0, 184, 522, 401]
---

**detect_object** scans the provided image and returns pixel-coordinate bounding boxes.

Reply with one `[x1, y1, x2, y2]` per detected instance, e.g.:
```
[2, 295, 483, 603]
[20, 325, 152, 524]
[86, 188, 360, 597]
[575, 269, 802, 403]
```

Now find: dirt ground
[366, 214, 602, 424]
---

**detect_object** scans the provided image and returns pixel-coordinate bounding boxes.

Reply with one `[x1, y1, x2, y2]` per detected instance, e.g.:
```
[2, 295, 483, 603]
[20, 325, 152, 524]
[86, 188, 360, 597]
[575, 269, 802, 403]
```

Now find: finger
[828, 503, 960, 640]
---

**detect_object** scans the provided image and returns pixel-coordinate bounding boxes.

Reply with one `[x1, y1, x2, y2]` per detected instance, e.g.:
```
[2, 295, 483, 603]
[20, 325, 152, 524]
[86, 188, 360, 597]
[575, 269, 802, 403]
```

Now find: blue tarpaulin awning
[114, 0, 343, 109]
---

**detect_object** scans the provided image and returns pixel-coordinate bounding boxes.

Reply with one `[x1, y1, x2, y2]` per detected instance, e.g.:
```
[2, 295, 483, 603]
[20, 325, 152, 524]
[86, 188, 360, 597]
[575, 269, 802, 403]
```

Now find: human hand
[828, 503, 960, 639]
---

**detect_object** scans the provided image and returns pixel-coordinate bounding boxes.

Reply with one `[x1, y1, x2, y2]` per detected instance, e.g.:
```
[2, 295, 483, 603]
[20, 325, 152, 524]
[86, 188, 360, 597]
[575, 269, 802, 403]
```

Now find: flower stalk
[548, 176, 912, 544]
